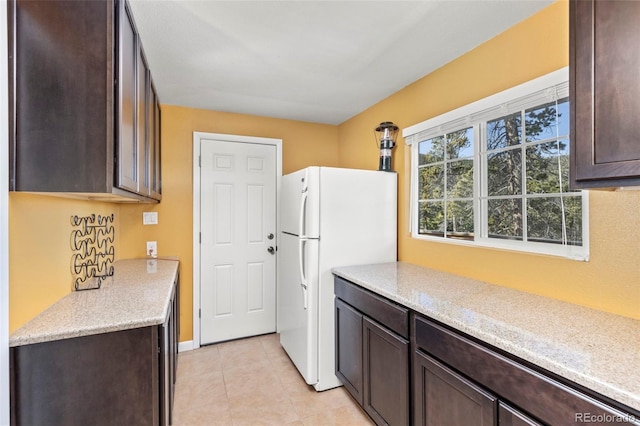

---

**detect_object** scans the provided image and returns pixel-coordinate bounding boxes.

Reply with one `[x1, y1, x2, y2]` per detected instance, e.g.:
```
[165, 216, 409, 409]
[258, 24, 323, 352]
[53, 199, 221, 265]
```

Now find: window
[418, 128, 475, 240]
[405, 68, 589, 260]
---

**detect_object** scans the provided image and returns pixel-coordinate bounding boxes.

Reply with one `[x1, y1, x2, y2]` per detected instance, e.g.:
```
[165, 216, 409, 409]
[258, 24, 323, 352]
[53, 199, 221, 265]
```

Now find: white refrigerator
[277, 166, 397, 391]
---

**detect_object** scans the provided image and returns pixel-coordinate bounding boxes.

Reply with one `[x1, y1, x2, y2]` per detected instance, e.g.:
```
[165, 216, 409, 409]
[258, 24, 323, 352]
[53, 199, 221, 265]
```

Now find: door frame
[192, 132, 282, 350]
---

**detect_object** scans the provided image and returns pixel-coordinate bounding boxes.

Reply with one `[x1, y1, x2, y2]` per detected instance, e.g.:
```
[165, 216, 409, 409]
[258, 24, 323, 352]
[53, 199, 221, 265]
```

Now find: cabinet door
[571, 0, 640, 188]
[363, 317, 409, 426]
[10, 0, 113, 193]
[11, 327, 159, 426]
[173, 272, 180, 382]
[413, 350, 497, 426]
[137, 46, 150, 196]
[116, 1, 139, 193]
[498, 403, 543, 426]
[335, 298, 363, 405]
[159, 303, 172, 426]
[149, 79, 162, 200]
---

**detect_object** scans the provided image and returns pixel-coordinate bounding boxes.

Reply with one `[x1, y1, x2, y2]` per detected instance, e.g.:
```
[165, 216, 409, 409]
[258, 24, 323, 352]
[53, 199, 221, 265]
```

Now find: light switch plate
[143, 212, 158, 225]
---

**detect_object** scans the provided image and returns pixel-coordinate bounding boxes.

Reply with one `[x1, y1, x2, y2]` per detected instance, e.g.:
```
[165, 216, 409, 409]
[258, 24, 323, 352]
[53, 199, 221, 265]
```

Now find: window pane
[557, 98, 570, 136]
[488, 198, 523, 240]
[526, 140, 569, 194]
[488, 149, 522, 196]
[525, 98, 569, 142]
[527, 197, 564, 244]
[418, 201, 444, 236]
[419, 165, 444, 199]
[419, 136, 445, 165]
[446, 200, 474, 239]
[527, 196, 582, 246]
[487, 113, 521, 150]
[527, 197, 582, 246]
[447, 128, 474, 159]
[447, 159, 473, 198]
[564, 196, 583, 245]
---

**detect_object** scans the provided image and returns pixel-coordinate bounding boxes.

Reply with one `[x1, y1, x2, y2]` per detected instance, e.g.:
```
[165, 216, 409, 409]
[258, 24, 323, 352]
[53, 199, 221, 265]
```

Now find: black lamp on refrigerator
[374, 121, 399, 172]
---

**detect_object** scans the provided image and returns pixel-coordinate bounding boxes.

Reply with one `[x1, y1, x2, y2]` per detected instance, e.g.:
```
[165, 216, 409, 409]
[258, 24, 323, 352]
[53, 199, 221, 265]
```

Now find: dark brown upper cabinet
[570, 0, 640, 189]
[9, 0, 161, 202]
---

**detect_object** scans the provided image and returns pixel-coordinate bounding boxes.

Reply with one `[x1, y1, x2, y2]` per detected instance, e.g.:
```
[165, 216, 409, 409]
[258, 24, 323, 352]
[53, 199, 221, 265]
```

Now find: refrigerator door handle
[298, 238, 309, 310]
[298, 190, 308, 238]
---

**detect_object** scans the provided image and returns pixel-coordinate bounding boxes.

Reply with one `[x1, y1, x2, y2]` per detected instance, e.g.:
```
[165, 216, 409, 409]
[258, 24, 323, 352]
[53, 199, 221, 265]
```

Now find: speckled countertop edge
[10, 258, 179, 347]
[332, 262, 640, 412]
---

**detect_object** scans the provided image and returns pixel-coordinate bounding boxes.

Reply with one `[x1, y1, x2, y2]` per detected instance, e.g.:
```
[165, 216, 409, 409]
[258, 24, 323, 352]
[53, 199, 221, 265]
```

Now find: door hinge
[199, 232, 201, 243]
[199, 308, 201, 318]
[199, 155, 201, 167]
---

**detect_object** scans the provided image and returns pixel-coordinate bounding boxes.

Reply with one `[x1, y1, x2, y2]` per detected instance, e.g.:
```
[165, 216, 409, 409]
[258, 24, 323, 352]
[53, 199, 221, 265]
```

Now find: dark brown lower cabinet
[413, 349, 545, 426]
[334, 274, 640, 426]
[10, 327, 160, 426]
[363, 317, 409, 426]
[335, 298, 364, 405]
[10, 277, 179, 426]
[335, 277, 410, 426]
[413, 350, 496, 426]
[160, 281, 177, 426]
[413, 314, 640, 426]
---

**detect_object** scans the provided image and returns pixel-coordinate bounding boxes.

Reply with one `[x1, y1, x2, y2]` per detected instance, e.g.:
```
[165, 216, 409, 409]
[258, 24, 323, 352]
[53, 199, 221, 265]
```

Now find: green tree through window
[417, 97, 582, 247]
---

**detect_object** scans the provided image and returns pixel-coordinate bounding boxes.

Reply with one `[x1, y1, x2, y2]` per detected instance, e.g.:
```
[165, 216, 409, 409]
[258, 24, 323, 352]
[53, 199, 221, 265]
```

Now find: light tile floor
[172, 333, 374, 425]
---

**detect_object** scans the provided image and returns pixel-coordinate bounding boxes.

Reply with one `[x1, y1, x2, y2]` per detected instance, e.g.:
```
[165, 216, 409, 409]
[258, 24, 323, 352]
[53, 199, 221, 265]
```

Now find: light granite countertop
[10, 258, 179, 347]
[332, 261, 640, 412]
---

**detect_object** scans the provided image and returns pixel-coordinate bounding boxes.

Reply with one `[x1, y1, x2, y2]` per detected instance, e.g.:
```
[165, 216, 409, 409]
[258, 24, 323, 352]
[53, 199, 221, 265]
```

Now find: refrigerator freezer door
[280, 167, 320, 237]
[278, 232, 319, 385]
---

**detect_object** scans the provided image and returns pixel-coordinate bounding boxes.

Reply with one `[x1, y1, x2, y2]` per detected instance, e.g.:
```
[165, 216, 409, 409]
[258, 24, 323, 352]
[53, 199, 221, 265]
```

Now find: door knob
[267, 246, 275, 255]
[267, 233, 274, 240]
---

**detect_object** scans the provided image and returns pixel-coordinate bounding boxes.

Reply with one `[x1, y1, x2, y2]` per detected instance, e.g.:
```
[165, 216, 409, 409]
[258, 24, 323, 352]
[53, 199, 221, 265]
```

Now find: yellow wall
[9, 194, 120, 331]
[118, 106, 340, 341]
[338, 1, 640, 319]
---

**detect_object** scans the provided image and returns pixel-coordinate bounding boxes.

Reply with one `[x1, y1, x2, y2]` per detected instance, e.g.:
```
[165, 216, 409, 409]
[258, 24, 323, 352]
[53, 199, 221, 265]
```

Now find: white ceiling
[129, 0, 554, 125]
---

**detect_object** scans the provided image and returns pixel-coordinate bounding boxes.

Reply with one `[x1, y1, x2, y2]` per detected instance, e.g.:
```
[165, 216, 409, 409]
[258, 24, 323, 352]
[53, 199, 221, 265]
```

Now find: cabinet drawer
[413, 314, 639, 426]
[334, 276, 409, 339]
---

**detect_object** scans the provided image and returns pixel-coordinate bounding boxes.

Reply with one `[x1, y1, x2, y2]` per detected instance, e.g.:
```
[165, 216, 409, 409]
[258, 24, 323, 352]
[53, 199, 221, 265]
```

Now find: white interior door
[200, 139, 277, 344]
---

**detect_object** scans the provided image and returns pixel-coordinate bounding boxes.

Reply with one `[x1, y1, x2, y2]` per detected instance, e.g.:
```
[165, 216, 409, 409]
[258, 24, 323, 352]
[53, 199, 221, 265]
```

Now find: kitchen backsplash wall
[9, 193, 120, 331]
[337, 1, 640, 320]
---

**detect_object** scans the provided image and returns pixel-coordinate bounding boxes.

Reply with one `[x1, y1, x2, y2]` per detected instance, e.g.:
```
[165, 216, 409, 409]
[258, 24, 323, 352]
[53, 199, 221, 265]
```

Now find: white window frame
[404, 68, 590, 261]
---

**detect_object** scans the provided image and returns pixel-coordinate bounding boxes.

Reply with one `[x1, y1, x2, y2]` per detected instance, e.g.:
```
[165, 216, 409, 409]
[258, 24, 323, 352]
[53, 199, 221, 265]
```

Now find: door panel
[247, 262, 265, 312]
[200, 140, 276, 344]
[247, 184, 265, 242]
[214, 264, 233, 316]
[335, 298, 364, 405]
[414, 350, 497, 426]
[363, 317, 409, 425]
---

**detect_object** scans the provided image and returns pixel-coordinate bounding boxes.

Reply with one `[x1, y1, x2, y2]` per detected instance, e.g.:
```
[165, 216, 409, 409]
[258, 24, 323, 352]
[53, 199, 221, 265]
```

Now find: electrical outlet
[146, 241, 157, 258]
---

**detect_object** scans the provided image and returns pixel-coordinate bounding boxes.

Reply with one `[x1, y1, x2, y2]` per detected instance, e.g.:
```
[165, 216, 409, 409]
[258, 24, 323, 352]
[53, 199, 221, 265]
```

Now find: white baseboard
[178, 340, 194, 353]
